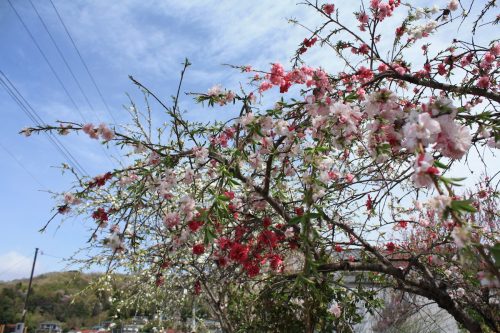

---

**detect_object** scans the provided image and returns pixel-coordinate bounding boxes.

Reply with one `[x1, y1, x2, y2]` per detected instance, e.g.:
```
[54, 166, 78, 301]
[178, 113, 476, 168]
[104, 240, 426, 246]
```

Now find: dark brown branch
[367, 71, 500, 103]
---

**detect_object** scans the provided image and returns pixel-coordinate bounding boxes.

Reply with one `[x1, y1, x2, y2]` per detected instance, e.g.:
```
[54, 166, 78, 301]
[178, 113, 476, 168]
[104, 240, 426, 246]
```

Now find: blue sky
[0, 0, 497, 281]
[0, 0, 328, 280]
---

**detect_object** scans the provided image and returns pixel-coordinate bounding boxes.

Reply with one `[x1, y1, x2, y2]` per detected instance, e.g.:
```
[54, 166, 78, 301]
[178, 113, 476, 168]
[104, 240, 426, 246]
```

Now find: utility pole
[20, 248, 39, 327]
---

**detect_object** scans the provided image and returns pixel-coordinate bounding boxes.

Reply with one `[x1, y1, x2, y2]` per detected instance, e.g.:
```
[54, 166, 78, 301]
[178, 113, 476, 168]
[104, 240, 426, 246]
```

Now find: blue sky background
[0, 0, 327, 280]
[0, 0, 497, 280]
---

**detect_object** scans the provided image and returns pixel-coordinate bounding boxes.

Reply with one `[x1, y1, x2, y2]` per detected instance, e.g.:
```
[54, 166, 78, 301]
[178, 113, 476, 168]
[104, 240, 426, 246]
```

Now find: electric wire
[0, 75, 87, 177]
[0, 258, 30, 279]
[0, 72, 88, 176]
[48, 0, 118, 124]
[0, 71, 89, 177]
[7, 0, 87, 123]
[28, 0, 99, 122]
[0, 140, 48, 190]
[27, 0, 118, 168]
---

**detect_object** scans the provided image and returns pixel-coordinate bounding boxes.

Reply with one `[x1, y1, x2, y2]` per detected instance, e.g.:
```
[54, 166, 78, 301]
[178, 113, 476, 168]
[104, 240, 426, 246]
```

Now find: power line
[7, 0, 87, 123]
[0, 74, 87, 177]
[0, 258, 30, 276]
[39, 250, 65, 260]
[0, 71, 89, 176]
[28, 0, 99, 122]
[26, 0, 118, 168]
[0, 71, 89, 177]
[48, 0, 118, 124]
[0, 140, 48, 190]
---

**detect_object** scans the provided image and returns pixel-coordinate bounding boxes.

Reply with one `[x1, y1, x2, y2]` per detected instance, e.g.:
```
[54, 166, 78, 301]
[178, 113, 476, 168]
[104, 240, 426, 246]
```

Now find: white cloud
[0, 251, 36, 281]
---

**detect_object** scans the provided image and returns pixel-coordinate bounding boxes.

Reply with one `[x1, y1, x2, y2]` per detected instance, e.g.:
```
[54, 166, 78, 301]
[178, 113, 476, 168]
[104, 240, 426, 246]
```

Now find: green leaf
[204, 227, 216, 244]
[450, 200, 477, 213]
[217, 194, 230, 201]
[433, 160, 447, 169]
[439, 176, 466, 186]
[345, 92, 358, 102]
[289, 215, 304, 225]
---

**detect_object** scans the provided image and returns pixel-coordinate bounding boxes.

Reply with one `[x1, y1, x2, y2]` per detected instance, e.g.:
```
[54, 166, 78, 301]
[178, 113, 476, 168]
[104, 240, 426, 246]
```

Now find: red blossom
[294, 207, 304, 216]
[216, 256, 228, 267]
[303, 37, 318, 48]
[58, 205, 70, 214]
[366, 194, 373, 211]
[263, 216, 272, 228]
[194, 280, 202, 295]
[322, 4, 335, 15]
[395, 26, 405, 37]
[257, 230, 279, 249]
[192, 244, 205, 255]
[89, 172, 113, 188]
[244, 261, 260, 277]
[229, 243, 249, 263]
[92, 208, 109, 222]
[269, 254, 283, 271]
[155, 274, 164, 287]
[386, 242, 396, 253]
[188, 220, 204, 232]
[437, 63, 447, 76]
[217, 237, 231, 250]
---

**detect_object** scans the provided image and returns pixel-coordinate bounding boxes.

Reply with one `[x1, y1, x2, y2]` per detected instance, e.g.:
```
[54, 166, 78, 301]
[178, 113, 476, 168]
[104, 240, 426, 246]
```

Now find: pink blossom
[21, 127, 32, 137]
[448, 0, 459, 11]
[258, 81, 273, 93]
[394, 65, 406, 75]
[238, 112, 255, 127]
[357, 12, 369, 24]
[82, 123, 98, 139]
[402, 112, 441, 150]
[428, 195, 452, 211]
[98, 123, 115, 141]
[412, 153, 440, 188]
[363, 89, 400, 120]
[477, 76, 491, 89]
[460, 55, 471, 67]
[207, 84, 222, 96]
[376, 2, 394, 20]
[119, 173, 138, 186]
[270, 63, 285, 86]
[344, 173, 355, 183]
[484, 52, 495, 64]
[106, 232, 124, 252]
[179, 195, 196, 220]
[64, 192, 80, 205]
[284, 227, 294, 238]
[378, 63, 389, 72]
[328, 302, 342, 318]
[435, 116, 471, 159]
[163, 212, 180, 228]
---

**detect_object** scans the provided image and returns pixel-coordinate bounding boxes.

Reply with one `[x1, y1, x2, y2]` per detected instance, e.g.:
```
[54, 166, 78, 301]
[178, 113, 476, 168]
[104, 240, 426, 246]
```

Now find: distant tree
[0, 288, 21, 324]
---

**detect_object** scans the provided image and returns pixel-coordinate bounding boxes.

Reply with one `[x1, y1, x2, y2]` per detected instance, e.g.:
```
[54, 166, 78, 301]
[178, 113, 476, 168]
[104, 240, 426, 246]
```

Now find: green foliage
[0, 272, 112, 331]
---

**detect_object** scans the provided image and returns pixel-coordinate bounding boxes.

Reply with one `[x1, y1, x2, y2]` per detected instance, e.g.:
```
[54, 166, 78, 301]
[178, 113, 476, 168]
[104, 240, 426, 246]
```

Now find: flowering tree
[25, 1, 499, 332]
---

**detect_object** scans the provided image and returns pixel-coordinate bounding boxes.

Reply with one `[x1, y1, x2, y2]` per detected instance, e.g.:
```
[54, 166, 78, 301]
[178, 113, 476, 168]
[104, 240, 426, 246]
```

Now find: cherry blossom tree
[25, 1, 499, 332]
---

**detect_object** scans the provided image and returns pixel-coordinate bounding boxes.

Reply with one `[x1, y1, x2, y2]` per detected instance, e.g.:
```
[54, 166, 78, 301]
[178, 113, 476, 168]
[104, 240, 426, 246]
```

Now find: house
[35, 322, 62, 333]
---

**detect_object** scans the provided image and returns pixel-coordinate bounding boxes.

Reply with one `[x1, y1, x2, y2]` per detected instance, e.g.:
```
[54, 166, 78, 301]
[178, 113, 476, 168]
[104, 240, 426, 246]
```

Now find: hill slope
[0, 271, 111, 331]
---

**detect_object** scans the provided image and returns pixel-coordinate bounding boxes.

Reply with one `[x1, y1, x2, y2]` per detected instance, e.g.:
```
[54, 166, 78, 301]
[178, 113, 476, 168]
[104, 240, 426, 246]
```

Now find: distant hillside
[0, 271, 112, 332]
